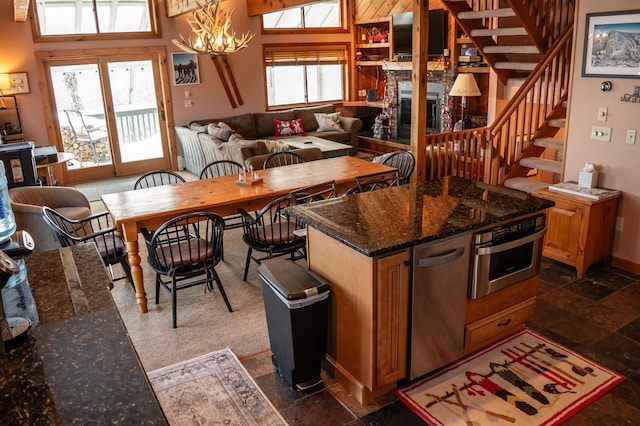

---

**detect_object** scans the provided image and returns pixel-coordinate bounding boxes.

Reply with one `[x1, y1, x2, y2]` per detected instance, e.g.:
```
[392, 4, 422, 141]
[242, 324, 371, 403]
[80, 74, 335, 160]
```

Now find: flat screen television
[392, 10, 449, 62]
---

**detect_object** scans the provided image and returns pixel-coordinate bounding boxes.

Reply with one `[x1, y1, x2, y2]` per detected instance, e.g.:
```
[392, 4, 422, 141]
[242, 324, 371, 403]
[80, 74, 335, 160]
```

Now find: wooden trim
[13, 0, 29, 22]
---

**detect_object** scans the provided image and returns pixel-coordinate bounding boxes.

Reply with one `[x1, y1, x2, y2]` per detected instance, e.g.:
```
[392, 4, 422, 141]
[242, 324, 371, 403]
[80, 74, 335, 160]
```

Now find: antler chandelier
[172, 1, 254, 56]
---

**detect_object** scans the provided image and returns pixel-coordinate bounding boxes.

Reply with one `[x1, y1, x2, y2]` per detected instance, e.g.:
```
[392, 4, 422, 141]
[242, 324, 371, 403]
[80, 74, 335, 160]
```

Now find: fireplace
[397, 81, 443, 139]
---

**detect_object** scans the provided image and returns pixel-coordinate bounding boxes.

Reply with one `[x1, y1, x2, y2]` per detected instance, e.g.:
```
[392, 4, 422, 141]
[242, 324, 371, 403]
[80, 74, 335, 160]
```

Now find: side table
[36, 152, 75, 185]
[534, 187, 621, 278]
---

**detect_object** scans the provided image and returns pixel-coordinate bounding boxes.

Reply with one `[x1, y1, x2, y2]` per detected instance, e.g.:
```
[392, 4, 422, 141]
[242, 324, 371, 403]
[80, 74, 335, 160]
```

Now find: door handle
[418, 246, 465, 268]
[475, 227, 547, 256]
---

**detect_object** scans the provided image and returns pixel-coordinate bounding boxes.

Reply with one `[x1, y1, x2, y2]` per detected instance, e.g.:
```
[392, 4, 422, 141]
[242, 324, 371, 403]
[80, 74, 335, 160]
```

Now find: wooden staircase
[438, 0, 575, 191]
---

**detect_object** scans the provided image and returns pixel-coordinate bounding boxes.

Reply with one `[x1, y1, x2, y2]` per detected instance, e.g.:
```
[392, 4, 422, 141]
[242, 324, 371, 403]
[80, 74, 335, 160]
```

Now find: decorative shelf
[356, 43, 390, 49]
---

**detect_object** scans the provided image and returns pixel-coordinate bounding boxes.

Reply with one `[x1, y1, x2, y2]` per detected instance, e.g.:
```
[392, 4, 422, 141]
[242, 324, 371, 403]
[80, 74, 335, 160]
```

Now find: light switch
[591, 125, 611, 142]
[626, 129, 636, 145]
[184, 99, 193, 108]
[185, 90, 191, 99]
[597, 106, 607, 121]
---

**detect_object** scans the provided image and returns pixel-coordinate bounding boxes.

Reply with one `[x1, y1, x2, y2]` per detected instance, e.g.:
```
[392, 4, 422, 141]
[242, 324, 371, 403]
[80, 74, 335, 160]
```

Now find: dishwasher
[410, 232, 471, 379]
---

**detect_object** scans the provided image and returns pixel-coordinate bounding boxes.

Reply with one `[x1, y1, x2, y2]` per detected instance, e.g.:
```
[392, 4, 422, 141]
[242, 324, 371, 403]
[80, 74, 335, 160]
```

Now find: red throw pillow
[273, 118, 305, 136]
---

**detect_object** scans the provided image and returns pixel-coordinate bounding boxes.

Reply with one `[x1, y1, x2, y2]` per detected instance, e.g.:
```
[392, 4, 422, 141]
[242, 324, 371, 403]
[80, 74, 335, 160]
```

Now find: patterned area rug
[395, 328, 624, 425]
[148, 348, 287, 425]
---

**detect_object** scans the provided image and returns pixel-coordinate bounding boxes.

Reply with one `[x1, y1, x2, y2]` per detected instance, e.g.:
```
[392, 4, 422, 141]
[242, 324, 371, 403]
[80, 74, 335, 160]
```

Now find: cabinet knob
[403, 260, 410, 267]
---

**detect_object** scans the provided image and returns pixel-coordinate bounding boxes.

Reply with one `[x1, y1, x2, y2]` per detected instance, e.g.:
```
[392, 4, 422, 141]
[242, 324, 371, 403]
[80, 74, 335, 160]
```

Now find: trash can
[257, 258, 330, 391]
[0, 141, 38, 188]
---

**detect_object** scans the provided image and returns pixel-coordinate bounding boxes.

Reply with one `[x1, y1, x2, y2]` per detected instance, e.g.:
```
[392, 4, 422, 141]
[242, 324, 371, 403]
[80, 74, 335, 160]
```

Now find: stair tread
[495, 62, 537, 70]
[520, 157, 562, 174]
[548, 118, 566, 128]
[459, 8, 515, 19]
[471, 27, 528, 36]
[535, 137, 565, 149]
[504, 178, 550, 194]
[484, 45, 539, 53]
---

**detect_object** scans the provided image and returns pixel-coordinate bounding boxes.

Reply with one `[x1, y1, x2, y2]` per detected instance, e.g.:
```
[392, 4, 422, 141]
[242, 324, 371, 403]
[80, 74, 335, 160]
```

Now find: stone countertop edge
[287, 176, 555, 257]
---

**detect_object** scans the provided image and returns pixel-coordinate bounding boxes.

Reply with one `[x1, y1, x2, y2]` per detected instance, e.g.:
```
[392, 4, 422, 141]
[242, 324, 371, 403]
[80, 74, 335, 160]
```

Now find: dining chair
[41, 206, 133, 287]
[142, 212, 232, 328]
[380, 150, 416, 184]
[64, 109, 109, 166]
[199, 160, 244, 180]
[290, 180, 338, 204]
[347, 170, 400, 194]
[262, 151, 305, 169]
[237, 195, 306, 281]
[134, 170, 186, 190]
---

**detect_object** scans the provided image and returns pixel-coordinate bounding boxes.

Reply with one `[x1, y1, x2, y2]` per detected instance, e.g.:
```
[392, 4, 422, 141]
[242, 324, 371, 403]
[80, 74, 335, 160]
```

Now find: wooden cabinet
[533, 188, 621, 278]
[306, 227, 410, 405]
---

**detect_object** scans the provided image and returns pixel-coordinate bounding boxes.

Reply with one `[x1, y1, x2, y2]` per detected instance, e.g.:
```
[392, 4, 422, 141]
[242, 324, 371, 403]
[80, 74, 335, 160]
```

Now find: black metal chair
[237, 195, 306, 281]
[290, 180, 338, 204]
[355, 170, 400, 192]
[142, 212, 232, 328]
[199, 160, 245, 180]
[262, 151, 305, 169]
[134, 170, 185, 190]
[41, 206, 133, 287]
[381, 150, 416, 184]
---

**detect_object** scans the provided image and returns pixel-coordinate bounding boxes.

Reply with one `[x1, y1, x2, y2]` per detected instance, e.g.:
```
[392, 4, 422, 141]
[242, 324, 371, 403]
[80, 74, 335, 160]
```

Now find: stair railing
[507, 0, 575, 51]
[479, 25, 574, 186]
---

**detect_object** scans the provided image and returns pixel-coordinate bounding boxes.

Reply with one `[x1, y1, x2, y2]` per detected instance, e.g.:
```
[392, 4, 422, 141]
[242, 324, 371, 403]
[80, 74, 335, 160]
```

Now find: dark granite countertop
[287, 176, 555, 257]
[1, 243, 167, 425]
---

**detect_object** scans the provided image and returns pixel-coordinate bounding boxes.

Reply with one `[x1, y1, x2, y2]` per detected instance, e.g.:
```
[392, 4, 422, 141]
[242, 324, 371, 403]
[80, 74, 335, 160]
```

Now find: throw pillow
[189, 123, 209, 133]
[217, 122, 233, 131]
[273, 118, 305, 136]
[207, 123, 234, 141]
[263, 140, 292, 153]
[314, 112, 343, 132]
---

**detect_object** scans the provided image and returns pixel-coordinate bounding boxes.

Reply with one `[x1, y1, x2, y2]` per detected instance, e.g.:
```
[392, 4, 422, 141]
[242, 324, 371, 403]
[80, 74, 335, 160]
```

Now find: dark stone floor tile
[528, 299, 568, 331]
[586, 302, 638, 333]
[600, 290, 640, 319]
[584, 269, 636, 291]
[582, 333, 640, 377]
[255, 371, 321, 411]
[546, 314, 610, 347]
[358, 401, 425, 426]
[562, 391, 640, 426]
[280, 389, 357, 426]
[622, 281, 640, 297]
[537, 288, 595, 316]
[610, 371, 640, 408]
[564, 279, 615, 301]
[240, 350, 275, 378]
[537, 326, 589, 355]
[618, 318, 640, 344]
[539, 259, 577, 287]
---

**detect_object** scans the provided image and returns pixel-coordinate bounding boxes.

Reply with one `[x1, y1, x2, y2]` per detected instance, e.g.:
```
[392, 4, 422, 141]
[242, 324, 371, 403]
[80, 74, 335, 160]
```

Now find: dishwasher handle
[475, 227, 547, 256]
[417, 246, 466, 268]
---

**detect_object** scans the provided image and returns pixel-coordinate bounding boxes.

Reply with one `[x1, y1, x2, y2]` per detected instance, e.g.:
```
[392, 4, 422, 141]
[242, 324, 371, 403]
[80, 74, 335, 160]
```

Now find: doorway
[40, 48, 173, 183]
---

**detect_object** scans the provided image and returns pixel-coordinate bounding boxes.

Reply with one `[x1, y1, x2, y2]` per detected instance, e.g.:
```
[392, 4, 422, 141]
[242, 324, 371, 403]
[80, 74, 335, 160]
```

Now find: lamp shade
[0, 74, 10, 90]
[449, 73, 481, 97]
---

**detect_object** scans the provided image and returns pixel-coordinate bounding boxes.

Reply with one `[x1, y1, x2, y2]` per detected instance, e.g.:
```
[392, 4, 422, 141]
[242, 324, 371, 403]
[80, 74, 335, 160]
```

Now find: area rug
[148, 348, 288, 425]
[394, 328, 624, 425]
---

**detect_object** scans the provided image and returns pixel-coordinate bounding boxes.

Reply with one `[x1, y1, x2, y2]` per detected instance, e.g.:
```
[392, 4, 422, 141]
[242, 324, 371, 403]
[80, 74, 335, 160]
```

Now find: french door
[42, 48, 171, 183]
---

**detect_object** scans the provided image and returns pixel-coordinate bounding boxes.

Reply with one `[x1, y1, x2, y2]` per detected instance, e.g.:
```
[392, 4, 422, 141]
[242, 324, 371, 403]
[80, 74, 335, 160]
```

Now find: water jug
[0, 161, 16, 245]
[1, 258, 38, 329]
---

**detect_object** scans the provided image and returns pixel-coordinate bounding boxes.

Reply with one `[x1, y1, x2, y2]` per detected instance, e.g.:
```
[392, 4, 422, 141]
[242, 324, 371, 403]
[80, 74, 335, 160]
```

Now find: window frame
[30, 0, 161, 42]
[260, 0, 349, 34]
[263, 42, 350, 110]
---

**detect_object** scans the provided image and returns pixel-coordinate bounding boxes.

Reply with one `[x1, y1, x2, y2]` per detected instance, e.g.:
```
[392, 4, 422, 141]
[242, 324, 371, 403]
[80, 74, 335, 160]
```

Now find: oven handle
[475, 227, 547, 256]
[418, 246, 466, 268]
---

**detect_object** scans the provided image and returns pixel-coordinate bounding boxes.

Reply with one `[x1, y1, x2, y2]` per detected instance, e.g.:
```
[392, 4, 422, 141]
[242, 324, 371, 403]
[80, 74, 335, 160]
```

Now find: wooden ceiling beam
[14, 0, 30, 22]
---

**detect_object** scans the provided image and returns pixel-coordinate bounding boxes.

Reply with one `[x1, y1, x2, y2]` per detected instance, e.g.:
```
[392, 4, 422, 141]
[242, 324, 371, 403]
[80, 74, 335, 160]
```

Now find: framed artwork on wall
[166, 0, 198, 18]
[171, 52, 200, 86]
[582, 9, 640, 78]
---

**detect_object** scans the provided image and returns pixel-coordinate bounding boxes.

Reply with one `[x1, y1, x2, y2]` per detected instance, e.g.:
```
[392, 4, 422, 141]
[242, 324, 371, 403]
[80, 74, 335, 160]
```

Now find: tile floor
[240, 258, 640, 425]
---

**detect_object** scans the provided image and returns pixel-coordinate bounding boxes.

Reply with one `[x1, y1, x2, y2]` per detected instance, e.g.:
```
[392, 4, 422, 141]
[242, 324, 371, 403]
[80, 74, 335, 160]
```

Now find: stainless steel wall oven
[470, 214, 547, 299]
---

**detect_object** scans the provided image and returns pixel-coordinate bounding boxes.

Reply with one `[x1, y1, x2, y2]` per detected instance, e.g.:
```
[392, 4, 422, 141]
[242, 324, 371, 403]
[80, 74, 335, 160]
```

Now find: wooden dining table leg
[122, 222, 148, 313]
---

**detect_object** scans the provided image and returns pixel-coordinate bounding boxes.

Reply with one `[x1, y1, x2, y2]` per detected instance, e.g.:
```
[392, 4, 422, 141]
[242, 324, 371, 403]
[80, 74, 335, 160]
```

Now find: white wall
[566, 0, 640, 269]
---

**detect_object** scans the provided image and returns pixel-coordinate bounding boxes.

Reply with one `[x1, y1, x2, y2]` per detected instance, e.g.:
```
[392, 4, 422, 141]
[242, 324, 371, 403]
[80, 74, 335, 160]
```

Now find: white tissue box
[578, 171, 599, 188]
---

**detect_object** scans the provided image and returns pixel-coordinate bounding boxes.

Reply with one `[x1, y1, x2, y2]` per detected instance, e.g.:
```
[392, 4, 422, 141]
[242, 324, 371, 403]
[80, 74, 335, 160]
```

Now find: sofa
[175, 104, 362, 176]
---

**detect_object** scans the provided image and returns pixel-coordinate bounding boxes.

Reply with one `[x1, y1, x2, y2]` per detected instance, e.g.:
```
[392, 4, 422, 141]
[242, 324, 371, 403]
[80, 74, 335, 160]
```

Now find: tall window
[262, 0, 345, 31]
[264, 44, 348, 108]
[33, 0, 158, 40]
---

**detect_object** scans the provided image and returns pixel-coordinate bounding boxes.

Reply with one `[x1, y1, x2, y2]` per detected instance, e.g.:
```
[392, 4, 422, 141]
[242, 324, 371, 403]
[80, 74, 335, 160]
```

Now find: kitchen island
[0, 243, 167, 424]
[287, 176, 554, 404]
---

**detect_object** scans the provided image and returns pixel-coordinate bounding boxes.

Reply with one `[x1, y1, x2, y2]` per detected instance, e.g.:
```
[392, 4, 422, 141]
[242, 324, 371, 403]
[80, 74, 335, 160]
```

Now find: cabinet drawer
[465, 298, 536, 348]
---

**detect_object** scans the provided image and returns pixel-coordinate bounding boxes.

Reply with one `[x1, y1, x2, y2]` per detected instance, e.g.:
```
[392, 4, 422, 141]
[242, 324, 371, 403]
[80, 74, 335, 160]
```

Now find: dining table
[101, 155, 397, 313]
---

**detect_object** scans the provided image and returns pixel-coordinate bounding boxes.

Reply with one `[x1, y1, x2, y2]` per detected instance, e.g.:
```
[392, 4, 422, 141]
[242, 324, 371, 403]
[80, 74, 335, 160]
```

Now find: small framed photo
[172, 52, 200, 86]
[4, 73, 30, 95]
[582, 10, 640, 78]
[166, 0, 198, 18]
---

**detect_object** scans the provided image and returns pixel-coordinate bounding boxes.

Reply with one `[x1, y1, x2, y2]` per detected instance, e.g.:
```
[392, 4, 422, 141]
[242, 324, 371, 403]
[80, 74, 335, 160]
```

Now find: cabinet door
[544, 200, 583, 264]
[375, 250, 410, 386]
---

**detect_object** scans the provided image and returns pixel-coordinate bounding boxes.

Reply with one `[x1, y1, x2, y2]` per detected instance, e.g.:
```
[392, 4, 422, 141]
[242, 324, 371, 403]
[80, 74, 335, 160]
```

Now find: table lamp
[0, 74, 10, 109]
[449, 73, 480, 130]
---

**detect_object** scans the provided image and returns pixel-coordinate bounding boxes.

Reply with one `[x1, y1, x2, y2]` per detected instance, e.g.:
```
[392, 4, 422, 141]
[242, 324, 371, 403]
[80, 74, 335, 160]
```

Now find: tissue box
[578, 171, 599, 188]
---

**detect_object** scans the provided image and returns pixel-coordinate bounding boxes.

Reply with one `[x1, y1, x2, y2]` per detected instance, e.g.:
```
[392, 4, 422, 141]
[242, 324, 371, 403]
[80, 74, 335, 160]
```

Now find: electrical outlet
[626, 129, 636, 145]
[358, 89, 367, 97]
[597, 106, 607, 121]
[615, 217, 624, 231]
[591, 125, 611, 142]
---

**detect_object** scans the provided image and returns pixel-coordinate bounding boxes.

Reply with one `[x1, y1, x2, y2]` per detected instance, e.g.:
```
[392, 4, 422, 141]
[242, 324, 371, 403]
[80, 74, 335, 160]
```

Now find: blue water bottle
[0, 161, 16, 245]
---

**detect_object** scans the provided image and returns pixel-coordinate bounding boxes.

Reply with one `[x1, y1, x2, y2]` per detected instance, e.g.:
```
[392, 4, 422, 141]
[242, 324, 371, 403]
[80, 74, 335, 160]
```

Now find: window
[264, 44, 348, 108]
[33, 0, 159, 40]
[262, 0, 345, 31]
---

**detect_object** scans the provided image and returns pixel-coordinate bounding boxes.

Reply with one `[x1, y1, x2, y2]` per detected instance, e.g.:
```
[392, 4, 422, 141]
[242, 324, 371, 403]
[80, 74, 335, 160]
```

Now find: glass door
[47, 53, 169, 182]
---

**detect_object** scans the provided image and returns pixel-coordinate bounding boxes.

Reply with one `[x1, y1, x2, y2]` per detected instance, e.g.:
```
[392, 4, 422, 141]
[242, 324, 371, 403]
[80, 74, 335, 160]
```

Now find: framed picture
[582, 10, 640, 78]
[4, 73, 30, 95]
[166, 0, 198, 18]
[171, 52, 200, 86]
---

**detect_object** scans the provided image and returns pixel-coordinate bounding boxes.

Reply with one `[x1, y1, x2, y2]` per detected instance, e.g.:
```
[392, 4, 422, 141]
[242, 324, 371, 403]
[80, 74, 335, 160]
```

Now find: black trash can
[257, 258, 330, 391]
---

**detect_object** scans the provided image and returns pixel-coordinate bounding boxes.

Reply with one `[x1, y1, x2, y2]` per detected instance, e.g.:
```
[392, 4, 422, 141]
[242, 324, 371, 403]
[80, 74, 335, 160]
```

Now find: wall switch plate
[597, 106, 607, 121]
[616, 217, 624, 231]
[184, 99, 193, 108]
[185, 90, 191, 99]
[626, 129, 636, 145]
[591, 125, 611, 142]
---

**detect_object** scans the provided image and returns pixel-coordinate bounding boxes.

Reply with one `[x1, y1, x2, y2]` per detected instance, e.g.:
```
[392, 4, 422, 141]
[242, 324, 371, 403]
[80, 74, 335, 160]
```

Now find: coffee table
[284, 135, 351, 158]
